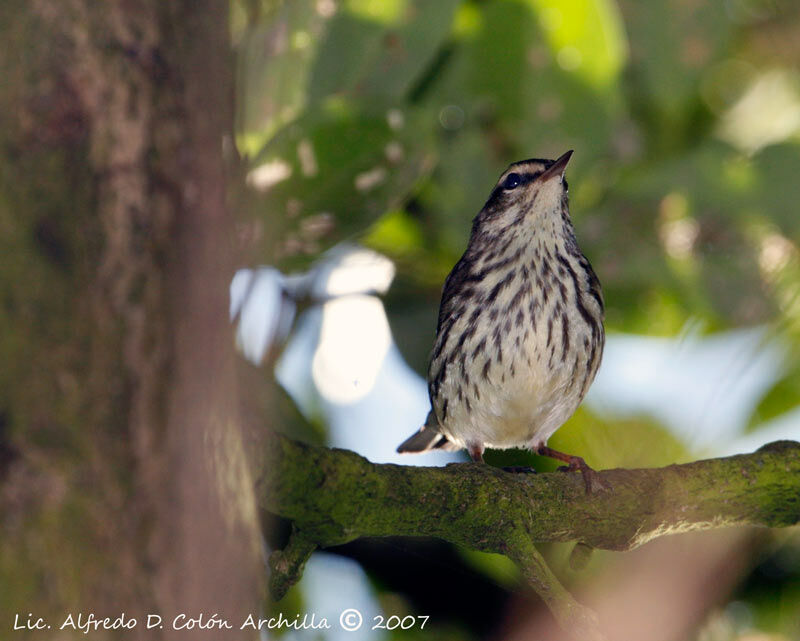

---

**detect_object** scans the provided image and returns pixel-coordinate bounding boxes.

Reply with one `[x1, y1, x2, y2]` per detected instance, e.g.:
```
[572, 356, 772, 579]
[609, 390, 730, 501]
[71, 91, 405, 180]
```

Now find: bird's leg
[536, 445, 606, 493]
[466, 441, 534, 473]
[466, 442, 485, 463]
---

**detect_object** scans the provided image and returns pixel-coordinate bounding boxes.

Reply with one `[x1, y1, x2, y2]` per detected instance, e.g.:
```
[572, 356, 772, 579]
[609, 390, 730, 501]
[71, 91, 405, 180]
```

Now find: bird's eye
[503, 173, 522, 190]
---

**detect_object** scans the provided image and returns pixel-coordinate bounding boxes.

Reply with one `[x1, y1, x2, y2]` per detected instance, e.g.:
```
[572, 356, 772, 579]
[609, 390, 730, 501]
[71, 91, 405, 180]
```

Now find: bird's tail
[396, 410, 459, 453]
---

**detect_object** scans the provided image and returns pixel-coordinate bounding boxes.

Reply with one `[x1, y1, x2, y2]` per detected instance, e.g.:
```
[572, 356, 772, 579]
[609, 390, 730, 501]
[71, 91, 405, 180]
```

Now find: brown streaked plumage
[397, 151, 605, 490]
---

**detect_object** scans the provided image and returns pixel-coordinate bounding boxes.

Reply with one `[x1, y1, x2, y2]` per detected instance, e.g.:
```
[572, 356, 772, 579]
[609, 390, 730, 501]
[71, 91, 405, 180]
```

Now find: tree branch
[262, 436, 800, 549]
[505, 534, 604, 641]
[268, 527, 317, 601]
[261, 436, 800, 638]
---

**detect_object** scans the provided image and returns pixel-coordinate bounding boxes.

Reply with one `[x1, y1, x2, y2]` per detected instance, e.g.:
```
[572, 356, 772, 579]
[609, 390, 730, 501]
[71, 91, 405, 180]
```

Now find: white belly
[437, 350, 582, 451]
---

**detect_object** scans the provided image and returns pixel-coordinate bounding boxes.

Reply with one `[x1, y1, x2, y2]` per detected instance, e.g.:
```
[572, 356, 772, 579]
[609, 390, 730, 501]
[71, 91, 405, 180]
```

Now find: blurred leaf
[248, 100, 436, 267]
[602, 142, 800, 329]
[235, 0, 331, 155]
[715, 68, 800, 155]
[416, 129, 500, 257]
[746, 360, 800, 431]
[363, 208, 424, 254]
[616, 141, 752, 211]
[458, 0, 537, 125]
[619, 0, 735, 136]
[308, 0, 462, 103]
[458, 549, 520, 589]
[525, 0, 628, 89]
[750, 143, 800, 237]
[230, 0, 282, 45]
[551, 406, 692, 468]
[438, 0, 623, 145]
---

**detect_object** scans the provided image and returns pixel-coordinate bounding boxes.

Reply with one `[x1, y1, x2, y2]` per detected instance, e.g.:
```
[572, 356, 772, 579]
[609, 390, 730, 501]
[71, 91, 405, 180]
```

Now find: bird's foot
[537, 446, 608, 494]
[571, 461, 607, 495]
[466, 442, 485, 463]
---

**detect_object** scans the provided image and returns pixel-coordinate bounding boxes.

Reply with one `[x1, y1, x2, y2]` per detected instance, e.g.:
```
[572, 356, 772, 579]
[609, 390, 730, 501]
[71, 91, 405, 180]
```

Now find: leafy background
[231, 0, 800, 639]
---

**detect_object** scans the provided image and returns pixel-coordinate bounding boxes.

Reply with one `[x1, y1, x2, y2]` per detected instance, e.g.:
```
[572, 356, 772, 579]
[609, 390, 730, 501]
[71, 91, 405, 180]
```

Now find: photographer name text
[13, 610, 430, 634]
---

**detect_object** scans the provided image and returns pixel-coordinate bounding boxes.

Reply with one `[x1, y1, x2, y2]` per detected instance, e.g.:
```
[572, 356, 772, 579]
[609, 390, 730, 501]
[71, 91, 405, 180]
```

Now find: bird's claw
[554, 460, 609, 494]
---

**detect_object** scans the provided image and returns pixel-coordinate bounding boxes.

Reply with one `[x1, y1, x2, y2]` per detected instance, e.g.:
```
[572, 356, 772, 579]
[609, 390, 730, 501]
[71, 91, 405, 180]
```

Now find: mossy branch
[261, 436, 800, 638]
[268, 527, 317, 600]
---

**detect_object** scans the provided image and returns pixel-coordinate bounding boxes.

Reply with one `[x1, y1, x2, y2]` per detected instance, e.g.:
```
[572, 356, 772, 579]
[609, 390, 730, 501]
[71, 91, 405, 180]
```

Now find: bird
[397, 150, 605, 490]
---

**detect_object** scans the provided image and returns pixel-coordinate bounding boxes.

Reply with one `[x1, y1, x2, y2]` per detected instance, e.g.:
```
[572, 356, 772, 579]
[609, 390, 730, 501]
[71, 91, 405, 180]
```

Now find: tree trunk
[0, 1, 262, 638]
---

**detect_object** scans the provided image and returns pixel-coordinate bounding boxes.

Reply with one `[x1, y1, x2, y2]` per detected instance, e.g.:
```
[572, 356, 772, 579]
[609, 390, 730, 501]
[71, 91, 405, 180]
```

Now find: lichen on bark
[262, 434, 800, 638]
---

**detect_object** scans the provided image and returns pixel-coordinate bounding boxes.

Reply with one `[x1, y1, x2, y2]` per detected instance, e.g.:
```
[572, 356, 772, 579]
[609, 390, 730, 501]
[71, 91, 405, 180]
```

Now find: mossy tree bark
[263, 436, 800, 639]
[264, 437, 800, 550]
[0, 2, 262, 638]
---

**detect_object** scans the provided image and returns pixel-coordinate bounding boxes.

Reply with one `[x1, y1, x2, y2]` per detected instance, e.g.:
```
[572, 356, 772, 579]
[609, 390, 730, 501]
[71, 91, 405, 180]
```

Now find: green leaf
[308, 0, 462, 103]
[235, 0, 329, 155]
[550, 406, 692, 468]
[747, 360, 800, 431]
[247, 100, 436, 268]
[458, 549, 520, 588]
[524, 0, 628, 90]
[619, 0, 734, 136]
[750, 143, 800, 236]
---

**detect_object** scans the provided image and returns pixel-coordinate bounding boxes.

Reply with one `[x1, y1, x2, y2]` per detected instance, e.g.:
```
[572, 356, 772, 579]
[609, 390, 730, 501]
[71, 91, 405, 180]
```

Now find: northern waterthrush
[398, 151, 605, 489]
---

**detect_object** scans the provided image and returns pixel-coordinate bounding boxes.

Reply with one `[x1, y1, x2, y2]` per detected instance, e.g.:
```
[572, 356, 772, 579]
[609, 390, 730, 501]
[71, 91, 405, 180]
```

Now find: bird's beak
[540, 150, 573, 183]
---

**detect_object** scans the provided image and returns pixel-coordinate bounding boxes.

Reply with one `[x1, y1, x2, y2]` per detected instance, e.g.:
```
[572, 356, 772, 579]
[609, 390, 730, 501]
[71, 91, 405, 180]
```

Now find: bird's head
[472, 150, 574, 240]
